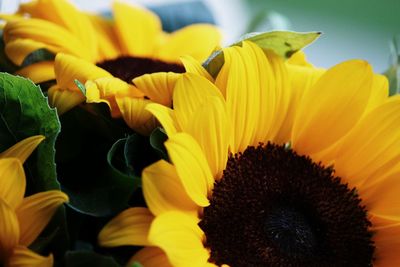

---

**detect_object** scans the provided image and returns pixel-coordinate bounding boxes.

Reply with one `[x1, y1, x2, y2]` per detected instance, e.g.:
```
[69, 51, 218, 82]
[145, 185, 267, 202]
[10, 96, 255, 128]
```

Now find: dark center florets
[199, 143, 374, 267]
[96, 56, 185, 83]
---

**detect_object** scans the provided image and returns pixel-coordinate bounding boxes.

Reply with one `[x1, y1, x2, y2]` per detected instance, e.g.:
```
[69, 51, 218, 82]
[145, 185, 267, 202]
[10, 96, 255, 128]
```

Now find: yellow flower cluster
[1, 0, 399, 267]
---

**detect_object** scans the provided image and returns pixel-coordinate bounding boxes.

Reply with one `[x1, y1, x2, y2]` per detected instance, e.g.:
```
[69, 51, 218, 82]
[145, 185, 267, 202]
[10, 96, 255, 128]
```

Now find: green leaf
[56, 103, 138, 217]
[237, 31, 321, 57]
[123, 133, 162, 178]
[21, 48, 55, 67]
[149, 127, 169, 160]
[64, 251, 121, 267]
[203, 31, 321, 78]
[0, 73, 68, 256]
[384, 36, 400, 96]
[0, 72, 61, 192]
[108, 137, 141, 187]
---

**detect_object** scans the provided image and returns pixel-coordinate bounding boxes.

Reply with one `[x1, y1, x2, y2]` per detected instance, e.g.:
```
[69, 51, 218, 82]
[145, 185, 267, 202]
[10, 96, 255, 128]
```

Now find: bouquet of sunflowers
[0, 0, 399, 266]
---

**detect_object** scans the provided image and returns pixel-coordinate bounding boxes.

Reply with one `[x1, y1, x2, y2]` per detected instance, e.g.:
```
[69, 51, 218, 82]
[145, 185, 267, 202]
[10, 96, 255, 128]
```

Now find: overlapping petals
[2, 0, 221, 84]
[0, 136, 68, 266]
[99, 40, 398, 266]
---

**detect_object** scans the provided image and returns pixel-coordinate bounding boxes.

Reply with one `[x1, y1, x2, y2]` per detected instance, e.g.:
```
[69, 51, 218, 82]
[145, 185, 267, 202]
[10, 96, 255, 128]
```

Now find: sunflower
[46, 51, 214, 134]
[97, 41, 396, 267]
[1, 0, 220, 124]
[46, 39, 324, 136]
[2, 0, 221, 81]
[0, 135, 68, 266]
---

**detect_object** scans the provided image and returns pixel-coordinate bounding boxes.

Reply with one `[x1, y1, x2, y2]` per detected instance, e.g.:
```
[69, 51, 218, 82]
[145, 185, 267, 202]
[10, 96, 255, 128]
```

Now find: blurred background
[1, 0, 399, 72]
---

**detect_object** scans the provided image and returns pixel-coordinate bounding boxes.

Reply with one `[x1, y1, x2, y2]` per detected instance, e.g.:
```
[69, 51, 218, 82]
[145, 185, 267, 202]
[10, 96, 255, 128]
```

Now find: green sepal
[129, 262, 144, 267]
[123, 133, 163, 179]
[384, 36, 400, 96]
[203, 31, 321, 78]
[149, 127, 169, 161]
[56, 103, 137, 217]
[74, 79, 87, 96]
[236, 31, 321, 57]
[21, 48, 55, 67]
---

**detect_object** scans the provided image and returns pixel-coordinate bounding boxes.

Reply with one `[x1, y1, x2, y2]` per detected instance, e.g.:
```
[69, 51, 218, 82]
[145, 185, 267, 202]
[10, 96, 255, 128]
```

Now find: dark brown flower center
[199, 143, 374, 267]
[96, 56, 185, 83]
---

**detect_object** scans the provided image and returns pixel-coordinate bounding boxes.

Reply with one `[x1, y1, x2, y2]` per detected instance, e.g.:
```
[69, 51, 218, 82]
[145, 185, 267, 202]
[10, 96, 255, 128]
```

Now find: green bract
[203, 30, 321, 78]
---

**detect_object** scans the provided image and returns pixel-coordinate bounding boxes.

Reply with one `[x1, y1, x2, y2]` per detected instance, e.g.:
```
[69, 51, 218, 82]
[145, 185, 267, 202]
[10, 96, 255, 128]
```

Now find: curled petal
[157, 24, 221, 62]
[8, 246, 53, 267]
[48, 85, 85, 115]
[98, 207, 154, 247]
[116, 96, 156, 135]
[16, 191, 68, 246]
[0, 135, 44, 163]
[128, 247, 172, 267]
[15, 61, 55, 83]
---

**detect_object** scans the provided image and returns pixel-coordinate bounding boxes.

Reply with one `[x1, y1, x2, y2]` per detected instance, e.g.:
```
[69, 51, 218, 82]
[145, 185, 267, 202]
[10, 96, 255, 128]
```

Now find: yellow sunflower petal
[113, 1, 161, 57]
[215, 42, 283, 152]
[278, 64, 325, 144]
[4, 18, 92, 61]
[146, 103, 180, 136]
[0, 14, 23, 22]
[98, 207, 153, 247]
[364, 74, 389, 114]
[4, 38, 54, 66]
[148, 211, 209, 267]
[86, 77, 143, 118]
[186, 96, 229, 179]
[86, 14, 120, 61]
[165, 133, 213, 207]
[173, 73, 228, 177]
[285, 64, 324, 96]
[15, 61, 55, 83]
[17, 1, 40, 16]
[128, 247, 172, 267]
[286, 50, 314, 67]
[370, 215, 400, 267]
[0, 135, 44, 163]
[292, 59, 373, 157]
[143, 160, 198, 216]
[0, 198, 19, 261]
[54, 53, 111, 91]
[180, 55, 213, 81]
[16, 191, 68, 246]
[8, 246, 53, 267]
[157, 24, 221, 62]
[48, 85, 85, 115]
[0, 158, 25, 209]
[21, 0, 98, 61]
[115, 97, 156, 135]
[334, 97, 400, 188]
[263, 50, 291, 144]
[173, 73, 223, 130]
[132, 72, 181, 106]
[362, 171, 400, 219]
[85, 80, 105, 105]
